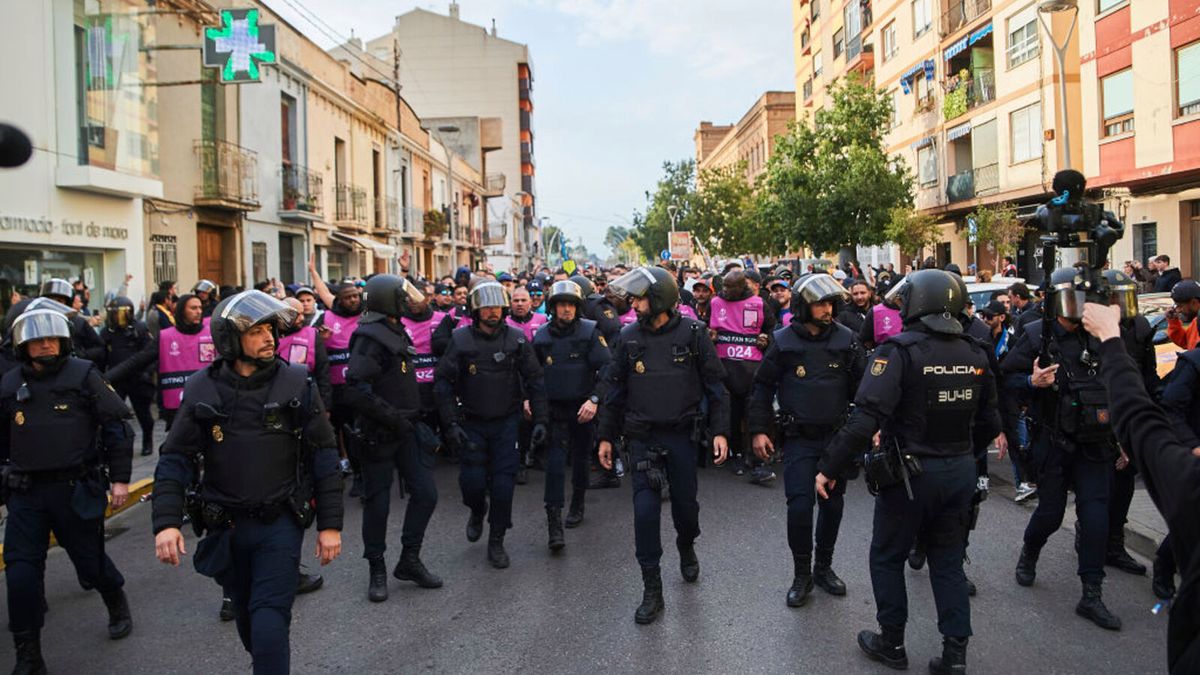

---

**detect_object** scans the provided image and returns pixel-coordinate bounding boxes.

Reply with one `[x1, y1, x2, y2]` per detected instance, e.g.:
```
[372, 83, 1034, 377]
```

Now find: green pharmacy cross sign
[203, 9, 277, 83]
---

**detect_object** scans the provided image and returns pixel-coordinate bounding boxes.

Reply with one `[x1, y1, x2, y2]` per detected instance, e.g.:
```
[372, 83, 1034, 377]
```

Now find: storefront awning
[969, 23, 993, 45]
[911, 136, 935, 151]
[330, 232, 396, 258]
[947, 122, 972, 142]
[944, 37, 968, 61]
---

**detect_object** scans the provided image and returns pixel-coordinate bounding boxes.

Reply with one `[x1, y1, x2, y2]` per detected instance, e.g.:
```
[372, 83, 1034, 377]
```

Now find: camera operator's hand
[1031, 361, 1059, 388]
[1082, 302, 1122, 343]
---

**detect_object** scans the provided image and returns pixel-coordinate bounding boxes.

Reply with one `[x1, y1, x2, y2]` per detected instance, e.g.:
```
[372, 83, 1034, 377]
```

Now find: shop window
[1101, 69, 1134, 137]
[1177, 41, 1200, 117]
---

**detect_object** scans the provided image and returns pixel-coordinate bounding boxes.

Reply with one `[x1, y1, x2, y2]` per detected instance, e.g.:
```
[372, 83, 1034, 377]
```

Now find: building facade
[695, 91, 796, 183]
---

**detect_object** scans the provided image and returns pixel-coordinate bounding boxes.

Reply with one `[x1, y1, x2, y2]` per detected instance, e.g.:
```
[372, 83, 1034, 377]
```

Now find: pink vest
[873, 305, 903, 343]
[678, 304, 697, 320]
[401, 311, 446, 385]
[506, 313, 548, 342]
[619, 308, 637, 326]
[277, 326, 318, 373]
[322, 311, 360, 385]
[709, 295, 765, 362]
[158, 324, 215, 410]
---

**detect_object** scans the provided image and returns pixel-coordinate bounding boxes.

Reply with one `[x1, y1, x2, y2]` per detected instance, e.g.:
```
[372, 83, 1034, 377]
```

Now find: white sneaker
[1014, 482, 1038, 502]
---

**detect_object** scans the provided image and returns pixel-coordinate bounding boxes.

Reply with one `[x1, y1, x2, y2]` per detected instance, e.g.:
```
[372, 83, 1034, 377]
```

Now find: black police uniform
[67, 313, 106, 363]
[598, 312, 730, 575]
[749, 320, 864, 604]
[821, 324, 999, 664]
[101, 318, 157, 455]
[344, 320, 439, 595]
[1152, 346, 1199, 601]
[532, 316, 611, 537]
[152, 359, 343, 673]
[435, 322, 547, 564]
[1, 356, 135, 651]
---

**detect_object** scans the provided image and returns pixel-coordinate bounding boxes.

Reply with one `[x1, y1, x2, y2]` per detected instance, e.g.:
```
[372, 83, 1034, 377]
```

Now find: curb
[0, 477, 154, 572]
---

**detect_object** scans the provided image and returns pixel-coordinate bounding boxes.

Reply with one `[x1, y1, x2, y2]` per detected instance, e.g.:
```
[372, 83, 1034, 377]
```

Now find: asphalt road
[0, 461, 1169, 674]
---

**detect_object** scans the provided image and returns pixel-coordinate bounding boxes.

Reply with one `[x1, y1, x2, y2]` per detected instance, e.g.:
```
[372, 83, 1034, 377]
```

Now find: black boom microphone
[0, 124, 33, 168]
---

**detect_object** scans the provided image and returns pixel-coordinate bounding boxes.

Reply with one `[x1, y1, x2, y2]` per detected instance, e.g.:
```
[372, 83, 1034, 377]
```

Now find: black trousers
[1023, 436, 1112, 582]
[782, 434, 844, 559]
[630, 432, 700, 569]
[544, 404, 593, 508]
[115, 384, 155, 450]
[361, 433, 438, 559]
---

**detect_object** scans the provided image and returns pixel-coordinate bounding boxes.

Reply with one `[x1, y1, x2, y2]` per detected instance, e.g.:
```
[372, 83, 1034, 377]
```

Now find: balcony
[334, 183, 368, 227]
[973, 162, 999, 196]
[942, 69, 995, 120]
[519, 77, 531, 101]
[374, 196, 399, 232]
[946, 162, 999, 202]
[400, 207, 425, 237]
[482, 172, 506, 198]
[941, 0, 991, 37]
[847, 43, 875, 76]
[279, 164, 323, 221]
[194, 140, 259, 210]
[520, 110, 531, 131]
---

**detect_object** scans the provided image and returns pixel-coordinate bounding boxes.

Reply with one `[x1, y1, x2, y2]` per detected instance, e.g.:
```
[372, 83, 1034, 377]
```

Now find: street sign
[668, 231, 693, 261]
[660, 249, 670, 261]
[203, 9, 277, 84]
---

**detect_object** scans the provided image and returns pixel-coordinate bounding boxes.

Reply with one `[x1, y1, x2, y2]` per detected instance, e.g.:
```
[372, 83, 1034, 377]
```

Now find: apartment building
[695, 92, 797, 183]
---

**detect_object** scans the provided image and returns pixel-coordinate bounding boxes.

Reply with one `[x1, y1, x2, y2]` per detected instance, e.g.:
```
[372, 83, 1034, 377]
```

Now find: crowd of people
[0, 245, 1198, 674]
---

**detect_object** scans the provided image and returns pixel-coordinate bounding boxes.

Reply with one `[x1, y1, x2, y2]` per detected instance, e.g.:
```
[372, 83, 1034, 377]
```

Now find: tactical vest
[277, 326, 318, 373]
[507, 313, 548, 343]
[321, 311, 360, 386]
[621, 318, 705, 424]
[2, 358, 99, 472]
[772, 323, 856, 425]
[1026, 321, 1116, 448]
[184, 363, 310, 507]
[103, 324, 149, 366]
[350, 322, 421, 420]
[709, 295, 765, 362]
[158, 324, 215, 410]
[873, 305, 902, 343]
[452, 325, 524, 419]
[533, 319, 598, 403]
[401, 310, 446, 386]
[883, 331, 988, 457]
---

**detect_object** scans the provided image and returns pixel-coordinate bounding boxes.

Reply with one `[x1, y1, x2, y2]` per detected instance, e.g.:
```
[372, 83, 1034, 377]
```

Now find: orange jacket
[1167, 317, 1199, 350]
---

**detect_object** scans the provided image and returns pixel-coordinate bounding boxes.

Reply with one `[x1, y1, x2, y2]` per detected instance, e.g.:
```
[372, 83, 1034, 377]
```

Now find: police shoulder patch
[870, 358, 888, 376]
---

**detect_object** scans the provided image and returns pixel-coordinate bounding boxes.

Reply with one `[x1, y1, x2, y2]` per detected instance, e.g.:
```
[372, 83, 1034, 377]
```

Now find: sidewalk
[987, 450, 1167, 564]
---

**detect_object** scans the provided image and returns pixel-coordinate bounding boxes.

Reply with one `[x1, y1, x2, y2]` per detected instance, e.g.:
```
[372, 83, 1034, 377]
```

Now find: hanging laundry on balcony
[968, 22, 993, 46]
[944, 37, 968, 61]
[947, 122, 972, 142]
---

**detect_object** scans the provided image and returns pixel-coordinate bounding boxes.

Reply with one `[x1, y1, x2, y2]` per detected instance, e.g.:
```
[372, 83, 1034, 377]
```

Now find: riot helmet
[40, 278, 73, 303]
[210, 290, 298, 363]
[361, 274, 424, 323]
[1048, 266, 1107, 322]
[546, 280, 585, 318]
[882, 276, 908, 309]
[899, 269, 966, 335]
[11, 309, 72, 363]
[467, 281, 510, 315]
[193, 279, 217, 296]
[1101, 269, 1139, 320]
[569, 274, 595, 297]
[791, 273, 850, 325]
[608, 266, 679, 317]
[105, 296, 136, 330]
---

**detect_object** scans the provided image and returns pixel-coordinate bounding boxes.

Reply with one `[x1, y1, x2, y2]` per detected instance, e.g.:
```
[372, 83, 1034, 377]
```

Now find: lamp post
[514, 190, 532, 270]
[430, 124, 461, 273]
[1038, 0, 1078, 171]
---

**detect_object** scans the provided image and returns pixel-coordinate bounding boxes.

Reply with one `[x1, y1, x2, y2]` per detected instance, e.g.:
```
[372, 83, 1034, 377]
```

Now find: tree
[884, 206, 943, 260]
[542, 224, 569, 264]
[694, 162, 761, 257]
[969, 202, 1025, 271]
[604, 225, 630, 253]
[757, 74, 913, 259]
[630, 160, 698, 262]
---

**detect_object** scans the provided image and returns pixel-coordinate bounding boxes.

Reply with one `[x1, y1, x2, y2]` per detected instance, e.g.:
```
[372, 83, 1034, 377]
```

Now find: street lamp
[1038, 0, 1078, 171]
[429, 124, 461, 272]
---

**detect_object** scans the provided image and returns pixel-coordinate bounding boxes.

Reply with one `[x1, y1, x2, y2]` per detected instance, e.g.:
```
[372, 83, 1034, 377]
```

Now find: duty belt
[777, 413, 840, 439]
[27, 465, 92, 484]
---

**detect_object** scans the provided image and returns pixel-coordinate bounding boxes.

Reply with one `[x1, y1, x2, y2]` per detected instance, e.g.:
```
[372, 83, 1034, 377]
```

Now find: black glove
[446, 424, 471, 451]
[530, 423, 548, 447]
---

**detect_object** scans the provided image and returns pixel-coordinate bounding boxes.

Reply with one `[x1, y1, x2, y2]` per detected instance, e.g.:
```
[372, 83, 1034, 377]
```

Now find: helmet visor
[218, 290, 298, 333]
[1108, 283, 1138, 320]
[794, 275, 849, 306]
[607, 267, 658, 302]
[194, 280, 217, 294]
[40, 278, 72, 300]
[107, 306, 133, 330]
[548, 280, 583, 306]
[468, 281, 509, 311]
[883, 276, 909, 307]
[12, 309, 72, 347]
[1052, 281, 1087, 320]
[26, 297, 79, 319]
[399, 278, 425, 305]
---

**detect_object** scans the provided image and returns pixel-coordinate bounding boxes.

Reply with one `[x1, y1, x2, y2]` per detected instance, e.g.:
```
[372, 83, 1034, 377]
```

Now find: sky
[266, 0, 796, 257]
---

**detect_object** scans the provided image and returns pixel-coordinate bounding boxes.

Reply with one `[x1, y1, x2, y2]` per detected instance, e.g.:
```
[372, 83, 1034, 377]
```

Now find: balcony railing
[280, 164, 323, 219]
[973, 162, 999, 196]
[941, 0, 991, 37]
[334, 183, 368, 225]
[482, 172, 506, 197]
[943, 68, 995, 120]
[194, 139, 259, 209]
[374, 196, 399, 231]
[401, 206, 424, 236]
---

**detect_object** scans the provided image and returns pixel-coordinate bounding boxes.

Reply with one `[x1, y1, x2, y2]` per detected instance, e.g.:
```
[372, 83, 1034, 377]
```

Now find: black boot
[786, 554, 813, 608]
[488, 530, 510, 569]
[367, 558, 388, 602]
[516, 466, 529, 485]
[1152, 557, 1177, 600]
[564, 491, 585, 528]
[101, 588, 132, 640]
[393, 546, 443, 588]
[219, 597, 235, 622]
[1015, 545, 1039, 587]
[964, 575, 977, 597]
[296, 569, 324, 595]
[466, 507, 486, 543]
[857, 628, 908, 670]
[813, 549, 846, 596]
[589, 470, 621, 489]
[1076, 582, 1121, 630]
[1105, 533, 1147, 575]
[929, 636, 968, 674]
[546, 507, 566, 552]
[635, 566, 665, 624]
[678, 543, 699, 583]
[12, 631, 46, 675]
[140, 440, 154, 456]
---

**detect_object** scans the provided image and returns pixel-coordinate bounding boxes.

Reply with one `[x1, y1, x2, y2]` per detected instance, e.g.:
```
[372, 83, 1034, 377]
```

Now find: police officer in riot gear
[344, 275, 442, 601]
[39, 278, 105, 363]
[101, 296, 157, 456]
[153, 291, 344, 674]
[435, 281, 548, 569]
[817, 270, 1002, 673]
[193, 279, 219, 318]
[2, 309, 136, 672]
[532, 281, 611, 547]
[597, 266, 730, 625]
[750, 274, 865, 608]
[1003, 267, 1126, 631]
